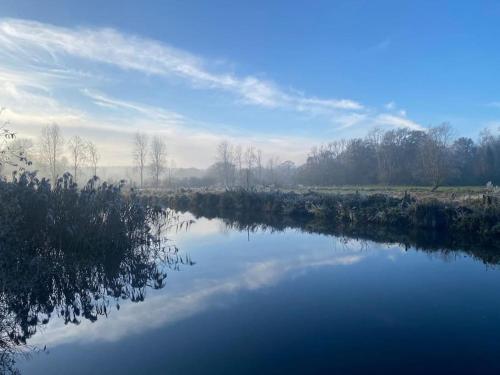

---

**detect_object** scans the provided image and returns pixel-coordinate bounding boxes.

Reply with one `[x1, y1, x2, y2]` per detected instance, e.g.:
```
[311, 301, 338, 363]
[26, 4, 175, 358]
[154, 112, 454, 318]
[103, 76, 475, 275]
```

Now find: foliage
[0, 112, 31, 172]
[0, 172, 192, 373]
[297, 125, 500, 188]
[164, 189, 500, 238]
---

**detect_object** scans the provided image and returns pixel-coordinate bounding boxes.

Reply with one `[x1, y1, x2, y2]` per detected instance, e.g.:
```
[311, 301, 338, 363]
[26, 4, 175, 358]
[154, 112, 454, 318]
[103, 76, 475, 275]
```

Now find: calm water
[14, 213, 500, 374]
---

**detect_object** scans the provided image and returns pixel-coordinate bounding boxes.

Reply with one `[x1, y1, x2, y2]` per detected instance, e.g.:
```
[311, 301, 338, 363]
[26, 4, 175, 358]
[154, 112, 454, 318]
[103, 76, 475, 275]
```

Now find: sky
[1, 0, 500, 167]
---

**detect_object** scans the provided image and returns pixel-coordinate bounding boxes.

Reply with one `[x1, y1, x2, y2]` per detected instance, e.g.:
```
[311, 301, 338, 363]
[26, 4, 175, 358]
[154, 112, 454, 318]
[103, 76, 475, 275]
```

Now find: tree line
[0, 118, 171, 188]
[298, 124, 500, 188]
[1, 112, 499, 189]
[207, 124, 500, 189]
[132, 132, 170, 188]
[206, 140, 295, 189]
[0, 122, 100, 185]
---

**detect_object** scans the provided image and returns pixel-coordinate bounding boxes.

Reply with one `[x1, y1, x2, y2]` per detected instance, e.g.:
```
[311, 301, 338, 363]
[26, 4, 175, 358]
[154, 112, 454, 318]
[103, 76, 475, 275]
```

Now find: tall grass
[0, 172, 192, 374]
[163, 189, 500, 236]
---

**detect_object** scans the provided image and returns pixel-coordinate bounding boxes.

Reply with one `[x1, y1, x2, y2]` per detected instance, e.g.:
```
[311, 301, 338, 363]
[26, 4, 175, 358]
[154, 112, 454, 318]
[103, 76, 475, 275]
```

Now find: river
[15, 212, 500, 374]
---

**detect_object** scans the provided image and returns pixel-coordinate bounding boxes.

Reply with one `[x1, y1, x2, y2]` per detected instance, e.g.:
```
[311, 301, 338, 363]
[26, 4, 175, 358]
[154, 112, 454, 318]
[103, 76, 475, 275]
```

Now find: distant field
[152, 185, 494, 204]
[290, 185, 489, 202]
[293, 185, 486, 194]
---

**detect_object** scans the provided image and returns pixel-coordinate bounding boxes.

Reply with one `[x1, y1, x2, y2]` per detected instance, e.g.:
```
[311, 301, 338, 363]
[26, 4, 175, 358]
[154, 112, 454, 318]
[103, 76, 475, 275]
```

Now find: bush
[0, 172, 189, 374]
[164, 190, 500, 237]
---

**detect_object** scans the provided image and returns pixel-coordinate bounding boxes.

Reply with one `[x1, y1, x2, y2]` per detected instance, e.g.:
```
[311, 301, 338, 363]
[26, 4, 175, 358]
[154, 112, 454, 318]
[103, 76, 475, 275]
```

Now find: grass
[289, 185, 489, 202]
[157, 188, 500, 237]
[148, 184, 493, 206]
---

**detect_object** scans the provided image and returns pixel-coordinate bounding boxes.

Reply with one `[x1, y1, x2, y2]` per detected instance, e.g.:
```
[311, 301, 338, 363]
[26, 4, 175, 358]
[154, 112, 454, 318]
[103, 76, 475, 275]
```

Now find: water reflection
[7, 209, 500, 374]
[183, 207, 500, 267]
[0, 211, 192, 374]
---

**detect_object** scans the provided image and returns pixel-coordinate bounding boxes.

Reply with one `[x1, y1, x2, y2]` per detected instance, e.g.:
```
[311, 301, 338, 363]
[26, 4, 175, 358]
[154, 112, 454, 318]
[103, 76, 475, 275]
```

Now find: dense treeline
[2, 110, 500, 189]
[298, 124, 500, 188]
[205, 124, 500, 189]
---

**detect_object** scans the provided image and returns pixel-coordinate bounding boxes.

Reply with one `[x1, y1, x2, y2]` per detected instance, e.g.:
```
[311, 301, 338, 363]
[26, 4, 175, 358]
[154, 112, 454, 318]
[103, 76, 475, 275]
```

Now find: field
[149, 185, 494, 205]
[290, 185, 490, 202]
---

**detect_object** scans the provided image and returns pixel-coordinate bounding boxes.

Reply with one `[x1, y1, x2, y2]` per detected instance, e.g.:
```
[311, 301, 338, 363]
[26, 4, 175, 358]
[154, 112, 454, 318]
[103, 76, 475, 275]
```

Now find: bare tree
[367, 127, 385, 183]
[234, 144, 242, 186]
[87, 141, 100, 177]
[216, 141, 234, 188]
[244, 146, 256, 189]
[0, 133, 13, 177]
[39, 123, 63, 183]
[133, 132, 148, 188]
[150, 135, 167, 188]
[10, 138, 33, 160]
[6, 137, 33, 174]
[267, 156, 280, 186]
[256, 149, 263, 184]
[67, 135, 88, 184]
[422, 123, 454, 191]
[167, 159, 176, 187]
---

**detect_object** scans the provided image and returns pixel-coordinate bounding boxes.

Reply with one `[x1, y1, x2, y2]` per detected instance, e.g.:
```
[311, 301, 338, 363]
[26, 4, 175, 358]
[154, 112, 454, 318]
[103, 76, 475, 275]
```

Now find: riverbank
[158, 189, 500, 238]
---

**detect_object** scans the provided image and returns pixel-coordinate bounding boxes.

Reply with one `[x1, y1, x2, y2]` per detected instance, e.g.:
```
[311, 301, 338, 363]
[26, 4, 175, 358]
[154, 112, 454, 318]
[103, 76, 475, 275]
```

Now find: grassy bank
[292, 185, 488, 201]
[159, 189, 500, 237]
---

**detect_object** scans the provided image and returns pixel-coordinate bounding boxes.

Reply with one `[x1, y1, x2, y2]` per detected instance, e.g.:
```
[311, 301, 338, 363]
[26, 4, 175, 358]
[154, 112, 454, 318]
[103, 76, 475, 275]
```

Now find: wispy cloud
[376, 113, 424, 131]
[0, 18, 426, 166]
[0, 18, 363, 114]
[385, 101, 396, 110]
[334, 113, 369, 129]
[0, 68, 85, 127]
[1, 78, 320, 167]
[81, 89, 185, 124]
[29, 223, 366, 348]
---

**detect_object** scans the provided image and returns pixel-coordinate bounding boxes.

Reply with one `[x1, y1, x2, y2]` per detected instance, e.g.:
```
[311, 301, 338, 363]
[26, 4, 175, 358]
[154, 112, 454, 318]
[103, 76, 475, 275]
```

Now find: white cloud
[0, 18, 427, 167]
[334, 113, 369, 129]
[376, 113, 424, 131]
[0, 80, 318, 167]
[29, 239, 364, 348]
[385, 101, 396, 110]
[0, 69, 86, 127]
[380, 102, 417, 128]
[81, 89, 185, 124]
[0, 18, 363, 115]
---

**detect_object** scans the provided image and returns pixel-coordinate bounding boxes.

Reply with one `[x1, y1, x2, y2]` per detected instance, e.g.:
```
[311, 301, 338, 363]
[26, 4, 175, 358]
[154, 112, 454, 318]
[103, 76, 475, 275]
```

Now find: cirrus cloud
[0, 18, 425, 167]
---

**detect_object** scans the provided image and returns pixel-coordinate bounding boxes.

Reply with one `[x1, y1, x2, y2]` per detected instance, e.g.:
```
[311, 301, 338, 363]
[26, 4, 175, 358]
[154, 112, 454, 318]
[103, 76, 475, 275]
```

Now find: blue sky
[1, 0, 499, 166]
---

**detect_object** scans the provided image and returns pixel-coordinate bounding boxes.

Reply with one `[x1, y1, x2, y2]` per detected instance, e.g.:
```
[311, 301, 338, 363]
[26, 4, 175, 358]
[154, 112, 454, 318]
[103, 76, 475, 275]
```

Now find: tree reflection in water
[0, 173, 193, 374]
[182, 205, 500, 267]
